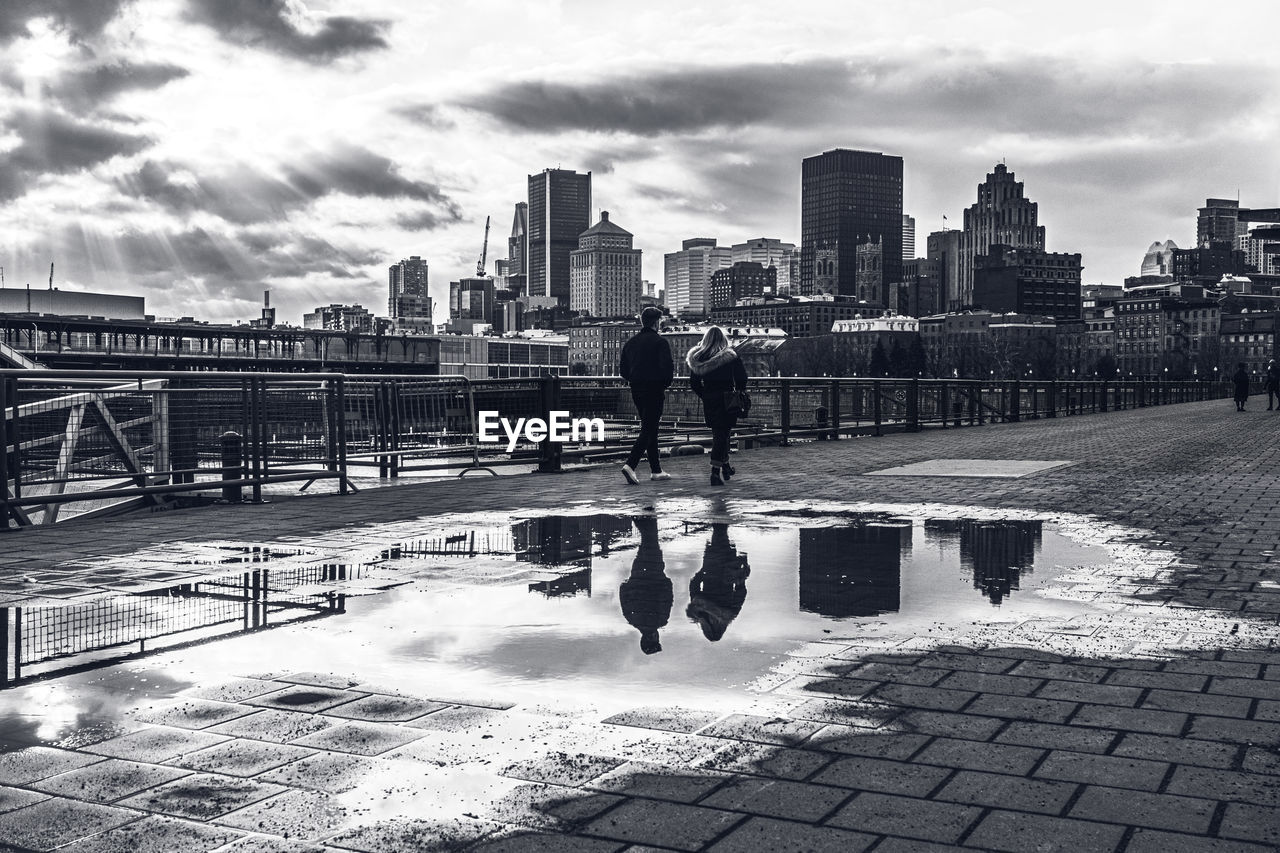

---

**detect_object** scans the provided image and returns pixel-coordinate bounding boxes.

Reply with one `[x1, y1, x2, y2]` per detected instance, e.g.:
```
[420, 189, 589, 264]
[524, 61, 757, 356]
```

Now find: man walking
[619, 306, 674, 483]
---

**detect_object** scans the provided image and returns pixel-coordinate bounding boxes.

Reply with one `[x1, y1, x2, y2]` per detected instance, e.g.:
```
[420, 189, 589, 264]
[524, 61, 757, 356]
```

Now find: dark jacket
[686, 524, 750, 642]
[689, 348, 749, 429]
[619, 327, 674, 388]
[1266, 364, 1279, 392]
[1233, 367, 1251, 399]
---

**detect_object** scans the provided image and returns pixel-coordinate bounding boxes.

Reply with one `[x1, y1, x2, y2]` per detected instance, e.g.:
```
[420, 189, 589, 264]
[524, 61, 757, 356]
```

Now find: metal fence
[2, 368, 1230, 528]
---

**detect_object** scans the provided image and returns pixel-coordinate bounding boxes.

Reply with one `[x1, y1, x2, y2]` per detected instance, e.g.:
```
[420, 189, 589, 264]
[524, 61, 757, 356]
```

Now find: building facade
[800, 148, 903, 298]
[972, 244, 1083, 320]
[388, 255, 430, 324]
[1219, 313, 1277, 380]
[958, 164, 1046, 310]
[1198, 198, 1246, 248]
[664, 238, 732, 318]
[507, 202, 528, 280]
[526, 168, 591, 305]
[1114, 294, 1219, 378]
[927, 229, 963, 312]
[709, 261, 777, 309]
[302, 303, 376, 333]
[709, 296, 884, 338]
[569, 211, 642, 318]
[0, 288, 144, 320]
[438, 333, 569, 379]
[730, 238, 796, 294]
[902, 214, 916, 262]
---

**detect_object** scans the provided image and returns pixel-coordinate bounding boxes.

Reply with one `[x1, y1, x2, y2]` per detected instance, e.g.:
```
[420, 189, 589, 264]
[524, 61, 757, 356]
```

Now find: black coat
[619, 327, 674, 388]
[689, 348, 749, 429]
[1233, 368, 1251, 399]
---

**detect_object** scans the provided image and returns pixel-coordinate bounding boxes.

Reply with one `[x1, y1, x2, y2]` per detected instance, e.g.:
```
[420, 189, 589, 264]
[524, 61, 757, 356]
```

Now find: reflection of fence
[4, 369, 1228, 528]
[0, 565, 348, 685]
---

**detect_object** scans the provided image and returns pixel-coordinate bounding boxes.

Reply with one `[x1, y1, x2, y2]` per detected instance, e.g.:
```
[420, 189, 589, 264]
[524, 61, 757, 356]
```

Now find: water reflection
[618, 517, 671, 655]
[798, 523, 908, 618]
[687, 525, 750, 642]
[925, 520, 1042, 604]
[520, 515, 632, 598]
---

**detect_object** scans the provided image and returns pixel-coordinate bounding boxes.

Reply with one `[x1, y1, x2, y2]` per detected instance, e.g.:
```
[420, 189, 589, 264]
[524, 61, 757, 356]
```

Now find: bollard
[221, 430, 243, 502]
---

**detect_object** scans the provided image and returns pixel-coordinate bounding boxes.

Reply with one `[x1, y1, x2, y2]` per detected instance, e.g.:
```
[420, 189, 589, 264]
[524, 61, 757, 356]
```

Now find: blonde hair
[687, 326, 729, 369]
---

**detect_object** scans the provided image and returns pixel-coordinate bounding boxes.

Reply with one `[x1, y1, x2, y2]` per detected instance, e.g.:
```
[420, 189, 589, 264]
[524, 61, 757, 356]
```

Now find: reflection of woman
[686, 524, 750, 641]
[619, 516, 671, 655]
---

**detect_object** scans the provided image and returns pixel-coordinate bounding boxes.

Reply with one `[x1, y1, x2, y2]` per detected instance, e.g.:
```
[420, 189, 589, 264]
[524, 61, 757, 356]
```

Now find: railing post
[1046, 380, 1057, 418]
[780, 378, 791, 446]
[830, 380, 842, 439]
[389, 380, 401, 478]
[1, 607, 9, 687]
[1008, 380, 1021, 422]
[335, 375, 348, 494]
[0, 375, 9, 530]
[907, 377, 920, 431]
[375, 382, 388, 478]
[940, 382, 950, 429]
[972, 380, 982, 425]
[251, 376, 265, 503]
[871, 380, 881, 436]
[538, 375, 562, 473]
[1100, 381, 1109, 412]
[221, 431, 243, 503]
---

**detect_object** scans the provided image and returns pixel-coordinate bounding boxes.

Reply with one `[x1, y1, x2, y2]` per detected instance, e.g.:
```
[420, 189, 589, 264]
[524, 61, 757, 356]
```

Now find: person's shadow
[619, 516, 671, 655]
[686, 523, 750, 642]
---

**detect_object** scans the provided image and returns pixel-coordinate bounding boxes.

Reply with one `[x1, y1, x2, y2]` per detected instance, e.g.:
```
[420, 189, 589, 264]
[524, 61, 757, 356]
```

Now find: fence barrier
[1, 369, 1231, 529]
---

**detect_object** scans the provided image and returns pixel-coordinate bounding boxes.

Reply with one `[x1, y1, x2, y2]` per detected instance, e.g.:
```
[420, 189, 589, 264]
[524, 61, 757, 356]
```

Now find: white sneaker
[621, 464, 639, 484]
[650, 472, 671, 481]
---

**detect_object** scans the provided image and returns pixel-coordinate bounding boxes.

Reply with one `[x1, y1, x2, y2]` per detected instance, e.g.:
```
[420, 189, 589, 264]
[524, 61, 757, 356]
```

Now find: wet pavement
[2, 398, 1280, 851]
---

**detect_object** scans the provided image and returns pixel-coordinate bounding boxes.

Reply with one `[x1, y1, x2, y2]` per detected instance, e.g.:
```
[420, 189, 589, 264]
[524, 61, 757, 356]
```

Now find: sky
[1, 0, 1278, 326]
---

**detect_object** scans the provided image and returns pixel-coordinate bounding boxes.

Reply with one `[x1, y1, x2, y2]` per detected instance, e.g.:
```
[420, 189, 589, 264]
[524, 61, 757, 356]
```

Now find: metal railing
[2, 369, 1230, 528]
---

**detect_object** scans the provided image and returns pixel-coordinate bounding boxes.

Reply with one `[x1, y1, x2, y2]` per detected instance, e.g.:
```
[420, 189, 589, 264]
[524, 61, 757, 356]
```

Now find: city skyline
[0, 0, 1277, 326]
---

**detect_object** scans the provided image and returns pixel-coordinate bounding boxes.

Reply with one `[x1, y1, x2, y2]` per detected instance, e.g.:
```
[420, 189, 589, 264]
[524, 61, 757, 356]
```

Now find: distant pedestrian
[687, 327, 748, 486]
[619, 516, 671, 655]
[618, 306, 674, 484]
[1233, 362, 1250, 412]
[1267, 359, 1280, 411]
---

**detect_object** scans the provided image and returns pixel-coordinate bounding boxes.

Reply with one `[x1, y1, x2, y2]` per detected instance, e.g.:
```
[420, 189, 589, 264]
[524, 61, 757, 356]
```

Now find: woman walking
[687, 327, 748, 486]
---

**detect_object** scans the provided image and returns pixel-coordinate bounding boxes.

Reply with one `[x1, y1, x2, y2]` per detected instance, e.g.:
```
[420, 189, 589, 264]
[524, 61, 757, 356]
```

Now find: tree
[569, 361, 590, 376]
[888, 339, 910, 377]
[1094, 353, 1118, 380]
[869, 339, 889, 377]
[907, 335, 928, 377]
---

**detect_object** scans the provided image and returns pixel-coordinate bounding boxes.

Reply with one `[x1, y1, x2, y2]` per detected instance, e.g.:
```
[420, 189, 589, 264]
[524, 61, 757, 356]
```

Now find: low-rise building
[438, 332, 569, 379]
[302, 303, 375, 333]
[710, 296, 885, 338]
[972, 244, 1083, 320]
[1219, 312, 1277, 380]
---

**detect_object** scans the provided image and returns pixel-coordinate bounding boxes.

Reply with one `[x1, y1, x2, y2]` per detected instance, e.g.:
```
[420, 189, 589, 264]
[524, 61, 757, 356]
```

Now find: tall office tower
[664, 238, 732, 317]
[570, 211, 642, 318]
[800, 148, 903, 297]
[388, 255, 429, 317]
[957, 164, 1045, 309]
[1239, 232, 1279, 275]
[1198, 198, 1246, 248]
[1140, 240, 1180, 277]
[927, 230, 962, 312]
[526, 169, 592, 305]
[902, 215, 916, 261]
[507, 202, 528, 279]
[731, 238, 796, 294]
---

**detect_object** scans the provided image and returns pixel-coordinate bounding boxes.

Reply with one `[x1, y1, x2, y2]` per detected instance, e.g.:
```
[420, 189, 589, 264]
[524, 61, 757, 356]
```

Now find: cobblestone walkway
[2, 399, 1280, 852]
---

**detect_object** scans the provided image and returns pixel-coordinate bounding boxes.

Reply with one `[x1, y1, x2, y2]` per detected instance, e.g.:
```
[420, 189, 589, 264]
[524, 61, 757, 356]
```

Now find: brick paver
[4, 400, 1280, 849]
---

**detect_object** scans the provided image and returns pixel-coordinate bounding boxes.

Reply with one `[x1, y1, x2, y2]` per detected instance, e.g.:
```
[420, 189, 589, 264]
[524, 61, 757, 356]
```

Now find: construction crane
[475, 215, 491, 277]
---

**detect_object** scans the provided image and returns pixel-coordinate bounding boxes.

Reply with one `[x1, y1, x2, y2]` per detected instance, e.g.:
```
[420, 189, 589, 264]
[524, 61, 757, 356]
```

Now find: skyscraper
[570, 211, 641, 318]
[800, 148, 903, 299]
[902, 215, 916, 262]
[507, 202, 528, 277]
[526, 169, 592, 305]
[1198, 198, 1246, 248]
[957, 164, 1045, 309]
[731, 238, 796, 294]
[664, 238, 732, 317]
[388, 255, 432, 330]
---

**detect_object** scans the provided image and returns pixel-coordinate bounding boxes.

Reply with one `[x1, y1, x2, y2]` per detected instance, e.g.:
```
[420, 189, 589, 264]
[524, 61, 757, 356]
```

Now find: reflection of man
[686, 524, 750, 642]
[619, 517, 671, 654]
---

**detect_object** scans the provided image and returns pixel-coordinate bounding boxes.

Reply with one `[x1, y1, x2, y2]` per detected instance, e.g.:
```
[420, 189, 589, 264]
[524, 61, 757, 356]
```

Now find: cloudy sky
[1, 0, 1278, 325]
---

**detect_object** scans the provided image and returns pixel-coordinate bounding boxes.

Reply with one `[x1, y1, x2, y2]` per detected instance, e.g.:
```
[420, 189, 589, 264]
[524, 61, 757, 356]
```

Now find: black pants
[710, 423, 733, 465]
[627, 385, 665, 472]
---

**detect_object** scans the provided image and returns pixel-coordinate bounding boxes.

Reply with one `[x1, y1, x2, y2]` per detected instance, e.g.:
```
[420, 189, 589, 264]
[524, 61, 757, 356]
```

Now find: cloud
[0, 108, 153, 200]
[48, 61, 190, 110]
[0, 0, 130, 45]
[116, 145, 463, 228]
[456, 54, 1267, 142]
[184, 0, 389, 62]
[393, 103, 456, 131]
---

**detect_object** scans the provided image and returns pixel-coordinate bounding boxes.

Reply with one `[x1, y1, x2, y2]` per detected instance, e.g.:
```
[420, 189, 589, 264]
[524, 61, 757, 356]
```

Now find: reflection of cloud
[0, 107, 152, 200]
[0, 0, 130, 45]
[185, 0, 390, 62]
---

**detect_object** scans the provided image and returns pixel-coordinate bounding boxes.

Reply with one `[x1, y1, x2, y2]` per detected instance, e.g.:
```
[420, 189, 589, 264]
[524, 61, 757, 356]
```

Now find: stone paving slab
[5, 401, 1280, 849]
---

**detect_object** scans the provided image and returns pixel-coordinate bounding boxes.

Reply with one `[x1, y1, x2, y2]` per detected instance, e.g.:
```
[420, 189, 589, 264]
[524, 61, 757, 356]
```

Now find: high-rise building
[926, 229, 962, 312]
[1239, 232, 1279, 275]
[958, 164, 1046, 309]
[507, 202, 528, 279]
[902, 215, 916, 262]
[800, 148, 903, 298]
[664, 238, 732, 317]
[388, 255, 429, 318]
[731, 238, 796, 294]
[526, 169, 592, 305]
[1140, 240, 1180, 277]
[570, 211, 642, 318]
[709, 261, 777, 309]
[448, 275, 497, 333]
[1198, 198, 1246, 248]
